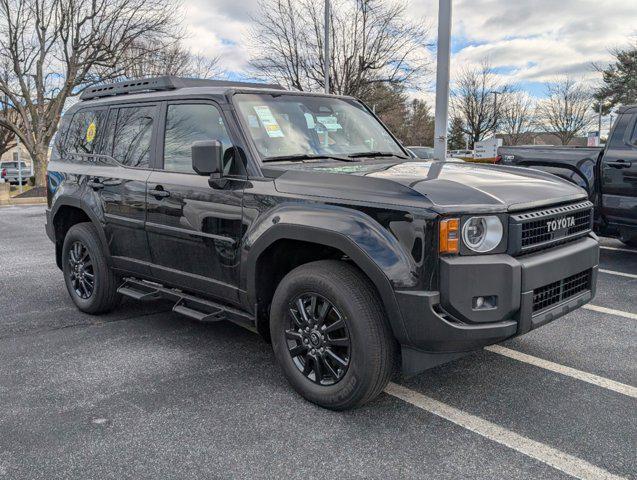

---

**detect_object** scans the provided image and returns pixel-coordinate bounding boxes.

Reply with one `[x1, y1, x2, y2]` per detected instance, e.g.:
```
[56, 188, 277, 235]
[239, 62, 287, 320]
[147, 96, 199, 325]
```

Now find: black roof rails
[80, 76, 285, 101]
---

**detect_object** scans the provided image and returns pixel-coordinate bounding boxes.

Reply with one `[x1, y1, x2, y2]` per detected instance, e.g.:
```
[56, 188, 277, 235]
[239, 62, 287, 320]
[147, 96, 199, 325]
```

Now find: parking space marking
[485, 345, 637, 399]
[598, 269, 637, 279]
[385, 382, 627, 480]
[583, 304, 637, 320]
[600, 246, 636, 254]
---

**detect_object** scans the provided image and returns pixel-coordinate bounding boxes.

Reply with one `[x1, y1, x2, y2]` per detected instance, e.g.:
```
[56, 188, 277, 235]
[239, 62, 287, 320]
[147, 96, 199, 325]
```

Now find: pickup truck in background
[497, 105, 637, 246]
[0, 160, 31, 185]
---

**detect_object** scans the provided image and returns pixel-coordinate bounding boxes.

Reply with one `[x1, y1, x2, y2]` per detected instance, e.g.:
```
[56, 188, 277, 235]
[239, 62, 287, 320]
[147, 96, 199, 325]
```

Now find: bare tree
[0, 63, 17, 158]
[119, 40, 221, 79]
[249, 0, 431, 102]
[451, 61, 510, 147]
[499, 91, 535, 146]
[0, 0, 180, 186]
[535, 78, 594, 145]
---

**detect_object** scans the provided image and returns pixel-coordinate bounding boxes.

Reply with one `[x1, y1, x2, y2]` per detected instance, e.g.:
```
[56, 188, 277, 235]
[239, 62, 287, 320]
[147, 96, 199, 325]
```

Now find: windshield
[234, 93, 405, 161]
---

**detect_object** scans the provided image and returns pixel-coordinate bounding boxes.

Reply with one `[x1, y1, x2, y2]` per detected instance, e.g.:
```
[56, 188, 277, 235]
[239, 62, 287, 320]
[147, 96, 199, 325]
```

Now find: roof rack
[80, 76, 285, 101]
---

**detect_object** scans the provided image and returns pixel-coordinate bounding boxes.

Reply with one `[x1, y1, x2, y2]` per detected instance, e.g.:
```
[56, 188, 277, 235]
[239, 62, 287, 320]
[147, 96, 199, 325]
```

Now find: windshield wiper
[262, 153, 359, 162]
[347, 151, 408, 159]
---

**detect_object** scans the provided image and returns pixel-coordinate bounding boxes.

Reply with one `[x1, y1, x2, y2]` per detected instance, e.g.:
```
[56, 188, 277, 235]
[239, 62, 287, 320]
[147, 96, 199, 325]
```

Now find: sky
[180, 0, 637, 102]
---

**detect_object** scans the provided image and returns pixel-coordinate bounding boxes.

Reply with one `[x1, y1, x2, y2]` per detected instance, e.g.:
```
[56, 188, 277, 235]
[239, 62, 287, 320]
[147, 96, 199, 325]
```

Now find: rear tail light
[494, 155, 502, 164]
[1, 168, 6, 178]
[439, 218, 459, 254]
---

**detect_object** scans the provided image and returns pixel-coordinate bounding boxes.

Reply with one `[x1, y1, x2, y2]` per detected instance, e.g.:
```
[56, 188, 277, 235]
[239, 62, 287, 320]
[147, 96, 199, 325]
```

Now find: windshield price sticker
[316, 115, 342, 131]
[253, 106, 284, 138]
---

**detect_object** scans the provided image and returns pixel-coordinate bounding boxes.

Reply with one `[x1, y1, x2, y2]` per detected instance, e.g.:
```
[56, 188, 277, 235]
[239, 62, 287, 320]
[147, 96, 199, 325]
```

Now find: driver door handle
[606, 160, 632, 169]
[149, 187, 170, 199]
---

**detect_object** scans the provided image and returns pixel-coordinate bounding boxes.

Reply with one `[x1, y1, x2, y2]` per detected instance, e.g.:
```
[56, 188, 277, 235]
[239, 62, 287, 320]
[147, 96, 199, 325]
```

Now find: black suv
[46, 77, 600, 410]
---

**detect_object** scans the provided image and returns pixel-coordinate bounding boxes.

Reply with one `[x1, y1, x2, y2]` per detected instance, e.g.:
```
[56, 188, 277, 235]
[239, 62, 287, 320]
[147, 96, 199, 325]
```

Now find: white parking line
[600, 246, 636, 254]
[583, 304, 637, 320]
[485, 345, 637, 399]
[385, 383, 625, 480]
[598, 269, 637, 279]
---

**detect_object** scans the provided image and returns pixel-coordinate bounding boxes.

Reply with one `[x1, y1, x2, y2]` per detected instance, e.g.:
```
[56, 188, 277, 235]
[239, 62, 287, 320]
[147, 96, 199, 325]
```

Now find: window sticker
[316, 115, 342, 131]
[253, 106, 284, 138]
[85, 121, 97, 143]
[304, 113, 315, 129]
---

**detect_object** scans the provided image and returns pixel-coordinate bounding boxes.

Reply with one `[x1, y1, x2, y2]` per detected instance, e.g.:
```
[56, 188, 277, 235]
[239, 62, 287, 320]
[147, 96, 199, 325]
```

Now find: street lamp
[324, 0, 330, 94]
[433, 0, 453, 161]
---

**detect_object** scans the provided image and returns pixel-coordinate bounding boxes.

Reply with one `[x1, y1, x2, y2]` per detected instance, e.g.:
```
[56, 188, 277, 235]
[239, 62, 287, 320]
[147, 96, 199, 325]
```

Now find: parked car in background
[0, 161, 30, 185]
[407, 146, 464, 163]
[46, 76, 599, 410]
[406, 146, 434, 159]
[448, 149, 473, 158]
[496, 105, 637, 246]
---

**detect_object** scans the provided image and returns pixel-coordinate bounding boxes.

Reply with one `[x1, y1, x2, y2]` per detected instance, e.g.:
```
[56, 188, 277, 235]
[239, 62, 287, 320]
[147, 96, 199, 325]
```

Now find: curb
[0, 197, 47, 206]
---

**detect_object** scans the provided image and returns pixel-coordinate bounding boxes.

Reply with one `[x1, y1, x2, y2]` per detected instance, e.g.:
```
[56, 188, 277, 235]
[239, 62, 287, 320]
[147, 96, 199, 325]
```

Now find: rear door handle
[606, 160, 632, 169]
[149, 187, 170, 199]
[88, 178, 104, 190]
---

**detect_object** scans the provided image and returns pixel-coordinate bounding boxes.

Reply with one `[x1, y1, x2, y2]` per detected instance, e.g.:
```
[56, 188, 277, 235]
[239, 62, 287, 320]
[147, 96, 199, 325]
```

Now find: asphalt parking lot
[0, 204, 635, 480]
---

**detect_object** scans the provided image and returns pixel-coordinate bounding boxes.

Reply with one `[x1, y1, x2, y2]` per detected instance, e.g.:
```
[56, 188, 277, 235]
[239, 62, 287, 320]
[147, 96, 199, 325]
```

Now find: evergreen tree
[447, 116, 466, 150]
[594, 44, 637, 108]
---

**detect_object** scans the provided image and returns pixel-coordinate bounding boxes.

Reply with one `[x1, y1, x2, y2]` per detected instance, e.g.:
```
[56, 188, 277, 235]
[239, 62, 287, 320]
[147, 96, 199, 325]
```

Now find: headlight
[462, 216, 503, 253]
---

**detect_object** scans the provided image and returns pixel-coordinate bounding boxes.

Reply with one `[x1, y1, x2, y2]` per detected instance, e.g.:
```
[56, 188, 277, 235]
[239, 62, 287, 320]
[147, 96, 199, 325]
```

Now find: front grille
[532, 269, 591, 313]
[510, 201, 593, 254]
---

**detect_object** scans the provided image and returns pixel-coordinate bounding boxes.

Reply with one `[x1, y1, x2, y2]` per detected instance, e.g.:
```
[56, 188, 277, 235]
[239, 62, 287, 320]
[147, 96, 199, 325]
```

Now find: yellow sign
[86, 122, 96, 143]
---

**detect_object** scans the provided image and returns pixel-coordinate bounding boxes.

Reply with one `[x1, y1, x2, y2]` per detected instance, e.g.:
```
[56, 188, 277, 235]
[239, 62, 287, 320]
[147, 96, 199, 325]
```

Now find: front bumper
[396, 235, 599, 358]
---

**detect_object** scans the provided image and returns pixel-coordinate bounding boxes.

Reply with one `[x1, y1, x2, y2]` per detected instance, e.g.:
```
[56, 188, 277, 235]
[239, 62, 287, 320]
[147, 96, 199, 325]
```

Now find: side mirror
[192, 140, 223, 177]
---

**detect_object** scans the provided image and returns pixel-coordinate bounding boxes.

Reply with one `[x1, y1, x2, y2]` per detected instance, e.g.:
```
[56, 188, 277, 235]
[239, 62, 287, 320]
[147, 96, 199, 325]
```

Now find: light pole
[324, 0, 330, 94]
[433, 0, 452, 160]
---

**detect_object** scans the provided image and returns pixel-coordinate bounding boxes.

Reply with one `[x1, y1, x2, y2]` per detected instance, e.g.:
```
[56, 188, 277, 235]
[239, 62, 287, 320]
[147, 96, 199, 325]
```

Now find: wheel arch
[245, 219, 414, 346]
[51, 198, 110, 270]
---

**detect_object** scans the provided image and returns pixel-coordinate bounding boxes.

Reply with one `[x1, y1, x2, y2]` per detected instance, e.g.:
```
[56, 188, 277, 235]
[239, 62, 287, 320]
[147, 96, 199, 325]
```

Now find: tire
[62, 222, 120, 314]
[270, 260, 396, 410]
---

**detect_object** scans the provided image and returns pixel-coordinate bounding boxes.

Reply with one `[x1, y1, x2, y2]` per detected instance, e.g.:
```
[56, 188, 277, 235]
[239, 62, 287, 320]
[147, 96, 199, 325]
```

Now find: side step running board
[172, 298, 225, 323]
[117, 277, 254, 326]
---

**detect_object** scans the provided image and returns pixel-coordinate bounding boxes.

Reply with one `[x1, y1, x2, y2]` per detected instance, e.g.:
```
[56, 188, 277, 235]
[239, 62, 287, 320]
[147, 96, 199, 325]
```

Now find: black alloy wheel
[285, 293, 351, 385]
[62, 222, 120, 314]
[67, 241, 95, 299]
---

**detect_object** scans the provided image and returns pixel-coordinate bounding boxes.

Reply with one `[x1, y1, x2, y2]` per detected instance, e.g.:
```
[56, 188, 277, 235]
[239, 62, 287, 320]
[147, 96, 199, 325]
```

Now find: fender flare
[243, 205, 418, 345]
[50, 195, 112, 267]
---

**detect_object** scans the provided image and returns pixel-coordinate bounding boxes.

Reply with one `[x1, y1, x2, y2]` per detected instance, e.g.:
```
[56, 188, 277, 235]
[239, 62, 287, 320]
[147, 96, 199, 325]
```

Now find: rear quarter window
[61, 108, 107, 160]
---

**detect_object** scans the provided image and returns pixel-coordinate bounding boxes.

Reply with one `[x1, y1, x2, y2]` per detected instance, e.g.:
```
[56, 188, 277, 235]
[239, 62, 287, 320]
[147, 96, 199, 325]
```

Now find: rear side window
[63, 109, 107, 157]
[109, 106, 156, 168]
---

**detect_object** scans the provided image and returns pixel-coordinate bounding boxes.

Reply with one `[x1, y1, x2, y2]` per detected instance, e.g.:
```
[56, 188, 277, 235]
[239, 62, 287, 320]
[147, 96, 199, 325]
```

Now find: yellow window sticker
[253, 106, 284, 138]
[85, 121, 97, 143]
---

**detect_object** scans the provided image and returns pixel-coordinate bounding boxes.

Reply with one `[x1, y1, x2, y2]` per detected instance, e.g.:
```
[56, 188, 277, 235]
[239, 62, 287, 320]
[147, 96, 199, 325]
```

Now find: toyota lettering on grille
[546, 216, 576, 233]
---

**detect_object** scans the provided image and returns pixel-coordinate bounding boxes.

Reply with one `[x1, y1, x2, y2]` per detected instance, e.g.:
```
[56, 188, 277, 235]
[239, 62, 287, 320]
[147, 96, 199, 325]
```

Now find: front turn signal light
[439, 218, 459, 254]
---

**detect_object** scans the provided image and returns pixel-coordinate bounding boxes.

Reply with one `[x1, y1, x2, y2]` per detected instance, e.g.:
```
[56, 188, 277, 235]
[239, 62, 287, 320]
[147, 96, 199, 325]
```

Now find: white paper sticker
[316, 115, 342, 131]
[304, 113, 315, 129]
[253, 106, 284, 138]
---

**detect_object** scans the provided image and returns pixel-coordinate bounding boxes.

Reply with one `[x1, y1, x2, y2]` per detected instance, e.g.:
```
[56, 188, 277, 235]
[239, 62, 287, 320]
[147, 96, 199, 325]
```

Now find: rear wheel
[62, 222, 120, 314]
[270, 260, 395, 410]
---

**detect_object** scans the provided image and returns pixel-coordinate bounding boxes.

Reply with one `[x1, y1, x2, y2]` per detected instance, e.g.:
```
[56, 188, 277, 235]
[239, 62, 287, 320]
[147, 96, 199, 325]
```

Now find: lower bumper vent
[532, 269, 591, 313]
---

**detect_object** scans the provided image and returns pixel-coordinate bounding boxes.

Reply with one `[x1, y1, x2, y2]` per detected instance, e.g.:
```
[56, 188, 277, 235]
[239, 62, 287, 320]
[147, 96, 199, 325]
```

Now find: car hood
[270, 160, 588, 213]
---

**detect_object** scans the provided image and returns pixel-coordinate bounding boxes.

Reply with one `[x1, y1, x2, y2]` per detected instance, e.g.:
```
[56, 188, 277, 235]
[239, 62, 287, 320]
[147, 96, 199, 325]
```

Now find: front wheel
[270, 260, 396, 410]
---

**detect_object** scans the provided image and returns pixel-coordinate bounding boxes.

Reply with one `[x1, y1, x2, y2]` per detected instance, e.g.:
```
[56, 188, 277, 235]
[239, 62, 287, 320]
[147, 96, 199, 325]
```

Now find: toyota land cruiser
[46, 77, 599, 410]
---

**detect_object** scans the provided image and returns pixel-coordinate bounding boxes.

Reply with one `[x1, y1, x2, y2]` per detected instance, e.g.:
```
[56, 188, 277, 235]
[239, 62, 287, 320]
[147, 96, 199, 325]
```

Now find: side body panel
[599, 110, 637, 235]
[240, 178, 439, 346]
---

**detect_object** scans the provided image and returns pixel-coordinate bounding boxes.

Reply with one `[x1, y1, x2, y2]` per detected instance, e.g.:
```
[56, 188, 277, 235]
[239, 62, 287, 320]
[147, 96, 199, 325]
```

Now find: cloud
[180, 0, 637, 97]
